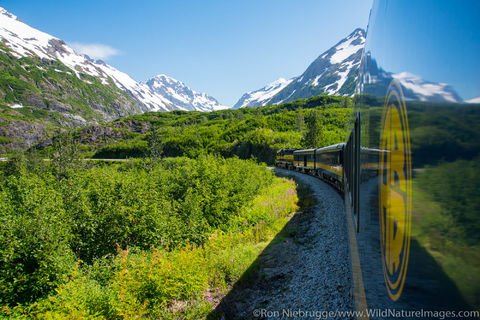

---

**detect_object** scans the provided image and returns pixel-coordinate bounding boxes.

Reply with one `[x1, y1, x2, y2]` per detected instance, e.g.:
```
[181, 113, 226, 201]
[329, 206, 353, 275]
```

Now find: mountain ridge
[0, 6, 225, 151]
[145, 74, 226, 112]
[0, 6, 224, 121]
[234, 28, 366, 108]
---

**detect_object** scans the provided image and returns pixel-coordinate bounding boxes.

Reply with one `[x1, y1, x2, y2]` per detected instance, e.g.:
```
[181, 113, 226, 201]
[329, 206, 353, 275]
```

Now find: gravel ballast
[214, 168, 354, 320]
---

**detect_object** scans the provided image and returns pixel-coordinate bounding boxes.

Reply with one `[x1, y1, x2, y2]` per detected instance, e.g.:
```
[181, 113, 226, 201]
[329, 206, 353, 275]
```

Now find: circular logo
[379, 80, 412, 301]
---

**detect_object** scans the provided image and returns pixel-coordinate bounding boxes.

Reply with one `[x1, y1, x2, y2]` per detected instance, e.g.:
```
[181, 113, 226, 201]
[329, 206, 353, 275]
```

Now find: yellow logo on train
[379, 80, 412, 301]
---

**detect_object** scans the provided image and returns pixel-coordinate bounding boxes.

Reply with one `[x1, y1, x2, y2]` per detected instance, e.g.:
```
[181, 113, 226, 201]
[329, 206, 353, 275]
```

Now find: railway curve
[214, 168, 354, 319]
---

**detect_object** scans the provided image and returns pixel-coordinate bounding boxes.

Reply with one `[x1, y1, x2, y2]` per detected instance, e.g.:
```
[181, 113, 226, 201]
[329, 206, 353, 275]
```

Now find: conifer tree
[302, 110, 324, 148]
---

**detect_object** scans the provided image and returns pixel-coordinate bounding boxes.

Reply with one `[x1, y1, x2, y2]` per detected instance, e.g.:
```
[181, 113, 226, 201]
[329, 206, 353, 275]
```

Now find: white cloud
[69, 42, 120, 60]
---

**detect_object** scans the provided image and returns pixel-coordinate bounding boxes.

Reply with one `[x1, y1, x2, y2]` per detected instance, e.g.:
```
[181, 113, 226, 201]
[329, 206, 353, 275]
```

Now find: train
[276, 0, 480, 318]
[275, 144, 345, 191]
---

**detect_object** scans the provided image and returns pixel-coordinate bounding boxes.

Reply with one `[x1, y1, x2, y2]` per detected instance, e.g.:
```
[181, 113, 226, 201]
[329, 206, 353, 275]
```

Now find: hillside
[36, 95, 353, 163]
[0, 6, 230, 152]
[0, 41, 141, 150]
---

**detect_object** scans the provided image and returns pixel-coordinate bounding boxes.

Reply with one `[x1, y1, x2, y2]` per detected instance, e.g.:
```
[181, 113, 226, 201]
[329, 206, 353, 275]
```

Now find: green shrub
[0, 173, 74, 305]
[25, 176, 298, 319]
[0, 152, 298, 317]
[93, 140, 148, 159]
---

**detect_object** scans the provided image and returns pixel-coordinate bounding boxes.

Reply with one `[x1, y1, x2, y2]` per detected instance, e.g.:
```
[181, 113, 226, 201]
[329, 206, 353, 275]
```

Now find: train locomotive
[276, 0, 480, 318]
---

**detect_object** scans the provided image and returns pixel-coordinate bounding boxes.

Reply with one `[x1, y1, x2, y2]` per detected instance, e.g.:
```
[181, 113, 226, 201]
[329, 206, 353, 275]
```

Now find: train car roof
[295, 148, 315, 152]
[315, 143, 345, 152]
[277, 148, 299, 153]
[293, 148, 316, 154]
[277, 148, 300, 154]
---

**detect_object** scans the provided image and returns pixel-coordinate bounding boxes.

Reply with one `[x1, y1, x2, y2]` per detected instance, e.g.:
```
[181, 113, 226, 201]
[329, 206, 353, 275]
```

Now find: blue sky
[1, 0, 372, 106]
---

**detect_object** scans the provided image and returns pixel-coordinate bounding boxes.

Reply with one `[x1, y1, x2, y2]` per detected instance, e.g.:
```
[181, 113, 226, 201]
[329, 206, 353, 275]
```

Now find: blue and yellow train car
[293, 148, 316, 172]
[275, 148, 297, 169]
[314, 143, 344, 190]
[276, 2, 480, 315]
[345, 0, 480, 316]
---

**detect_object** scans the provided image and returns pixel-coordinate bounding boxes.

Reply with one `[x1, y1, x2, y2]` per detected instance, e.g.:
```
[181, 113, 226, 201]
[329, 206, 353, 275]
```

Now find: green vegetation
[302, 109, 324, 148]
[0, 92, 352, 317]
[0, 146, 299, 318]
[61, 95, 353, 163]
[413, 158, 480, 308]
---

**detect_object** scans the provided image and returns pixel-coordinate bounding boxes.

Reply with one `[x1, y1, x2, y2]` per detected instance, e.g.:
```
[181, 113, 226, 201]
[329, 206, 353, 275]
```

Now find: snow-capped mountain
[0, 6, 224, 124]
[234, 28, 366, 108]
[234, 78, 293, 109]
[145, 74, 227, 112]
[0, 7, 177, 115]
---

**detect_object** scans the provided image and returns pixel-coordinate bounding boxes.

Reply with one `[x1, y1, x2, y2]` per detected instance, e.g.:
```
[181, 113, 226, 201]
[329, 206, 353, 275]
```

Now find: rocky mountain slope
[234, 29, 365, 108]
[0, 6, 225, 151]
[0, 7, 225, 122]
[0, 7, 175, 125]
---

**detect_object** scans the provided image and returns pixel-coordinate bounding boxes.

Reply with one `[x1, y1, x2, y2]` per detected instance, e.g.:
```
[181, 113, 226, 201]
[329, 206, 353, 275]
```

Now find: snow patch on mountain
[392, 72, 461, 103]
[466, 96, 480, 104]
[145, 74, 227, 112]
[233, 78, 293, 109]
[330, 33, 365, 64]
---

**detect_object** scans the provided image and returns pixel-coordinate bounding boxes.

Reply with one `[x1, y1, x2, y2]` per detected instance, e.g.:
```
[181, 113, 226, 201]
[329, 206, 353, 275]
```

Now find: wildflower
[243, 221, 247, 225]
[230, 258, 234, 263]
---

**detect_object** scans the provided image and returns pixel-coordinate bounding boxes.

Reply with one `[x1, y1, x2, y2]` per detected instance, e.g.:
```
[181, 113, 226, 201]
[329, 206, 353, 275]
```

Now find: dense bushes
[27, 177, 298, 319]
[0, 173, 74, 305]
[92, 140, 148, 159]
[0, 155, 293, 314]
[62, 156, 274, 263]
